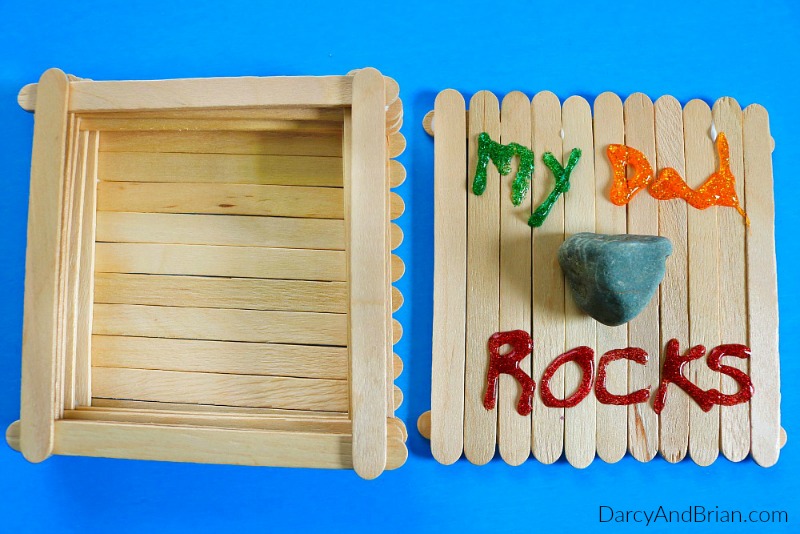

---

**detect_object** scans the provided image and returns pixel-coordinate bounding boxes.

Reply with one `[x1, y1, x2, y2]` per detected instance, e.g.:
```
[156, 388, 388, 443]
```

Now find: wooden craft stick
[95, 212, 345, 251]
[384, 77, 400, 106]
[654, 95, 690, 463]
[593, 92, 628, 463]
[685, 100, 720, 466]
[712, 97, 750, 462]
[389, 417, 408, 442]
[389, 132, 406, 158]
[431, 89, 467, 465]
[498, 91, 532, 466]
[92, 335, 348, 380]
[97, 182, 344, 219]
[5, 421, 20, 451]
[392, 319, 403, 343]
[92, 304, 348, 346]
[75, 131, 99, 407]
[65, 76, 352, 111]
[81, 107, 345, 122]
[348, 68, 389, 479]
[98, 151, 343, 187]
[390, 159, 406, 188]
[391, 223, 403, 250]
[394, 387, 403, 410]
[50, 420, 407, 470]
[89, 399, 348, 418]
[391, 286, 403, 313]
[386, 98, 403, 125]
[82, 117, 344, 133]
[94, 243, 346, 281]
[562, 96, 597, 468]
[55, 115, 77, 418]
[623, 93, 659, 462]
[63, 409, 354, 434]
[63, 130, 89, 411]
[384, 138, 395, 418]
[94, 273, 348, 314]
[391, 254, 405, 282]
[92, 367, 348, 412]
[17, 83, 36, 111]
[530, 91, 565, 463]
[20, 68, 70, 463]
[99, 130, 343, 157]
[390, 192, 405, 220]
[464, 91, 500, 465]
[743, 104, 780, 467]
[393, 353, 403, 379]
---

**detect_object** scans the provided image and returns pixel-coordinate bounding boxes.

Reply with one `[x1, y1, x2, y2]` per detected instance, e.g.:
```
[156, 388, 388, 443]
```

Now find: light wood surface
[348, 68, 389, 479]
[390, 159, 406, 188]
[65, 75, 352, 111]
[530, 90, 565, 463]
[99, 130, 342, 157]
[389, 132, 406, 158]
[744, 104, 780, 467]
[713, 98, 750, 462]
[98, 151, 342, 187]
[391, 254, 405, 282]
[92, 335, 348, 380]
[423, 89, 780, 468]
[431, 89, 467, 465]
[20, 68, 70, 463]
[81, 107, 344, 122]
[63, 408, 354, 434]
[97, 182, 344, 219]
[654, 95, 690, 463]
[94, 273, 347, 313]
[56, 115, 79, 418]
[391, 223, 403, 250]
[63, 130, 89, 411]
[82, 117, 343, 133]
[50, 420, 406, 470]
[464, 91, 500, 465]
[95, 212, 345, 250]
[593, 92, 628, 463]
[92, 367, 348, 412]
[498, 91, 532, 466]
[92, 304, 347, 345]
[685, 99, 720, 466]
[624, 93, 660, 462]
[89, 399, 348, 417]
[95, 243, 346, 281]
[562, 95, 596, 468]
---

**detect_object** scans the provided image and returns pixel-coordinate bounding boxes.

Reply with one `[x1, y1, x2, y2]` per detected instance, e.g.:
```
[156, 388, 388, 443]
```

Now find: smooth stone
[558, 233, 673, 327]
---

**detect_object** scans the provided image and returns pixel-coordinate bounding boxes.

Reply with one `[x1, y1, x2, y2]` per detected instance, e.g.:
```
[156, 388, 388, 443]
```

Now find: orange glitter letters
[607, 132, 749, 225]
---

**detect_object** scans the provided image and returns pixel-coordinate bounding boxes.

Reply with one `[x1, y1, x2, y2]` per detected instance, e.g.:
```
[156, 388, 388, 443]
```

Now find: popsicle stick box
[7, 68, 407, 479]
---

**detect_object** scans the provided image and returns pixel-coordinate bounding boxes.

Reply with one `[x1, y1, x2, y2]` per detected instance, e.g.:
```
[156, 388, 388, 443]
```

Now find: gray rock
[558, 233, 672, 327]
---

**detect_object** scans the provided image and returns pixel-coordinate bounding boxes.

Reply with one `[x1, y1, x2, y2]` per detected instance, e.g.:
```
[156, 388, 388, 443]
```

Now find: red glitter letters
[653, 339, 753, 414]
[539, 347, 595, 408]
[484, 330, 535, 416]
[482, 333, 753, 415]
[595, 348, 651, 406]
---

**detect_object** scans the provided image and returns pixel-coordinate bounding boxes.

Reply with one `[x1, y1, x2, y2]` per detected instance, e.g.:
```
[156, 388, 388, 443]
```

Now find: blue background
[1, 1, 798, 532]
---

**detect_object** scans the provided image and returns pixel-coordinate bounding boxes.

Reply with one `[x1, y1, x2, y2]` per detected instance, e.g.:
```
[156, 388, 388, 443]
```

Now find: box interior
[65, 107, 352, 429]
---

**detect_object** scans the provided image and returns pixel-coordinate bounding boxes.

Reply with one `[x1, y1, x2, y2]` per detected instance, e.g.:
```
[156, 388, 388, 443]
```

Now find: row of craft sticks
[429, 90, 779, 467]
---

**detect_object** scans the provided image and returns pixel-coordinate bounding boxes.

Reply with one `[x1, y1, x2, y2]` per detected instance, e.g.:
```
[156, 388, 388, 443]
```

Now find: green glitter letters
[472, 132, 582, 228]
[529, 148, 582, 228]
[473, 132, 534, 206]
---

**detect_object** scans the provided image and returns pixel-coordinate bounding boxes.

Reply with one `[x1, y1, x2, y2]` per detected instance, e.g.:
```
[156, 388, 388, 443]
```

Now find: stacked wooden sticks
[419, 90, 781, 468]
[8, 68, 407, 479]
